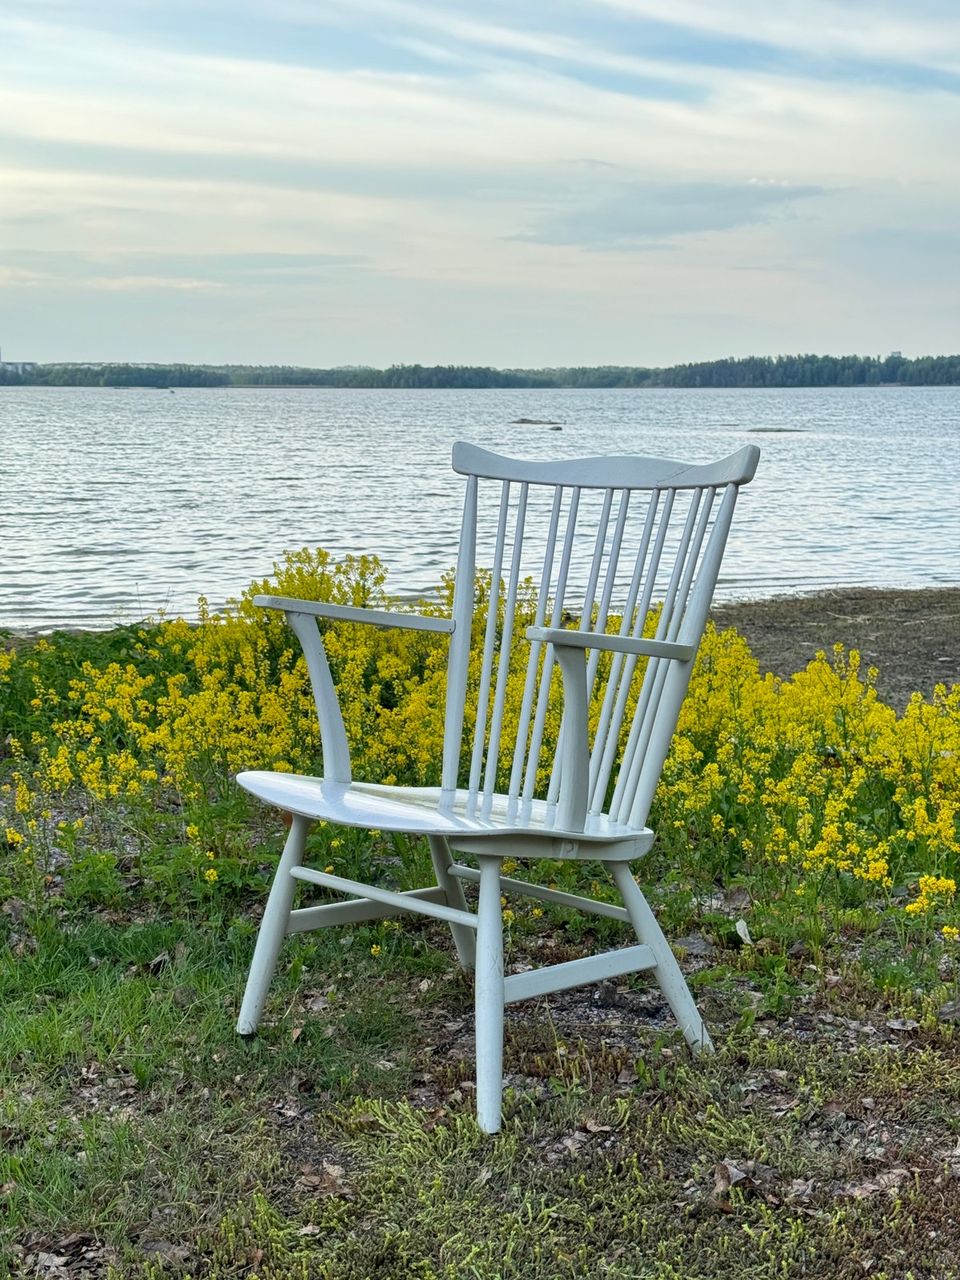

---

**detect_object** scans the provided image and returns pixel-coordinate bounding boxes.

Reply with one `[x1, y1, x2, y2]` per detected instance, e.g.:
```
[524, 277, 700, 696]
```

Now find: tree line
[3, 353, 960, 388]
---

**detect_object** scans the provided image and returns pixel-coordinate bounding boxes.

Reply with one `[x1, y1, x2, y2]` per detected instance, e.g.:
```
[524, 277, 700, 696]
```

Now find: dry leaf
[296, 1159, 352, 1198]
[32, 1253, 68, 1276]
[843, 1168, 909, 1199]
[714, 1160, 748, 1197]
[787, 1178, 815, 1201]
[141, 1240, 193, 1265]
[714, 1158, 777, 1203]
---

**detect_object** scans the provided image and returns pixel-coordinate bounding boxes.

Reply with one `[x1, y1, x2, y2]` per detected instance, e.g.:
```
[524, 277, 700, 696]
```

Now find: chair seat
[236, 770, 654, 859]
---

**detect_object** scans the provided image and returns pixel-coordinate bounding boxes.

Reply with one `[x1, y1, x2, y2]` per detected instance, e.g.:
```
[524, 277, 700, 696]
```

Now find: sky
[1, 0, 959, 367]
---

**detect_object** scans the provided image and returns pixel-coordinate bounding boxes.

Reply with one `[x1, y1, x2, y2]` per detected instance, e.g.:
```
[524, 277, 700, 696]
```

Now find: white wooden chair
[236, 441, 760, 1132]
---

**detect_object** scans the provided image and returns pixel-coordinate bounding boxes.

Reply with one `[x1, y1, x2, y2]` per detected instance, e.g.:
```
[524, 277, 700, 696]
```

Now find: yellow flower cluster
[659, 637, 959, 911]
[1, 551, 958, 933]
[905, 874, 957, 916]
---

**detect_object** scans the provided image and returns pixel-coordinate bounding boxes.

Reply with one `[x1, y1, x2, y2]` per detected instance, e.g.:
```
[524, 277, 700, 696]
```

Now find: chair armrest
[526, 626, 694, 662]
[253, 595, 455, 634]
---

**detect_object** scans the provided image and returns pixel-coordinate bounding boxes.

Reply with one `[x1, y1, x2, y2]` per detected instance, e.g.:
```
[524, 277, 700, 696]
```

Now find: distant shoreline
[1, 382, 940, 391]
[3, 352, 960, 390]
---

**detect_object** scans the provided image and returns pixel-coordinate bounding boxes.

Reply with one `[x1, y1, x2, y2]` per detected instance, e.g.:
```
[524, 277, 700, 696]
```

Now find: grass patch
[3, 914, 960, 1277]
[2, 554, 960, 1275]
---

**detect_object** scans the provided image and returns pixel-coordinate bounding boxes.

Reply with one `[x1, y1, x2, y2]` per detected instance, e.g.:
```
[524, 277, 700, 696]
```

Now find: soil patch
[711, 587, 960, 711]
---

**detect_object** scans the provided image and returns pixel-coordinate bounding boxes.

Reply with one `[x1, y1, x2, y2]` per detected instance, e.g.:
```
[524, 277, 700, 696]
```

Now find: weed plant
[2, 548, 957, 944]
[1, 549, 959, 1277]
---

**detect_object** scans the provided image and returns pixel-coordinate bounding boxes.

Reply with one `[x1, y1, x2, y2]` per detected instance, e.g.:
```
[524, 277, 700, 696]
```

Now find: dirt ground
[711, 587, 960, 711]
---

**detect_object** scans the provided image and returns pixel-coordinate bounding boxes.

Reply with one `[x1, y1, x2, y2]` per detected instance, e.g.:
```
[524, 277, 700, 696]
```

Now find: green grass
[2, 905, 960, 1279]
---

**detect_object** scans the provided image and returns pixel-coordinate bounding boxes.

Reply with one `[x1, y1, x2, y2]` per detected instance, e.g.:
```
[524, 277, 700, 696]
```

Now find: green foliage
[2, 550, 959, 957]
[0, 623, 158, 754]
[5, 353, 960, 388]
[650, 351, 960, 387]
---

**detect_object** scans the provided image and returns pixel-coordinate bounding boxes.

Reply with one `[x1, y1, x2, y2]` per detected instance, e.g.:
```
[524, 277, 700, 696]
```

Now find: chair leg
[427, 835, 476, 971]
[474, 854, 505, 1134]
[237, 813, 310, 1036]
[608, 862, 713, 1055]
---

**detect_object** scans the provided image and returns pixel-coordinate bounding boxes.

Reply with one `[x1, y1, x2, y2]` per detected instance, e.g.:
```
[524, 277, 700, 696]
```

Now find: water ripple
[1, 385, 958, 628]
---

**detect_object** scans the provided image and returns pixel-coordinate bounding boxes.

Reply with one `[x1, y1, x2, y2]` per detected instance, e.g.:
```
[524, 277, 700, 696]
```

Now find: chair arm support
[284, 613, 353, 783]
[523, 625, 695, 832]
[260, 599, 452, 786]
[253, 595, 455, 634]
[526, 626, 694, 662]
[548, 643, 590, 833]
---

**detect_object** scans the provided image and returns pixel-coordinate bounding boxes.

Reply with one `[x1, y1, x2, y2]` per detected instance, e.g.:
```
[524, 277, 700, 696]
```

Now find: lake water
[1, 386, 958, 629]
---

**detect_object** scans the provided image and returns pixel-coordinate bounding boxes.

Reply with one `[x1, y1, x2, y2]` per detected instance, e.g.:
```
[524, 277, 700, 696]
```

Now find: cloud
[89, 275, 221, 292]
[591, 0, 960, 74]
[518, 179, 825, 249]
[0, 250, 366, 292]
[0, 0, 959, 362]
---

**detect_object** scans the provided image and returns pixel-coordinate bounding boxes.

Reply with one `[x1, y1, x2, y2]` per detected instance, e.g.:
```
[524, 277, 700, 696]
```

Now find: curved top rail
[451, 441, 760, 489]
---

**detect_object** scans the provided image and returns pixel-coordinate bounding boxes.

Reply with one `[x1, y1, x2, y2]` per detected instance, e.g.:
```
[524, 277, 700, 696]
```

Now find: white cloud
[593, 0, 960, 72]
[1, 1, 959, 361]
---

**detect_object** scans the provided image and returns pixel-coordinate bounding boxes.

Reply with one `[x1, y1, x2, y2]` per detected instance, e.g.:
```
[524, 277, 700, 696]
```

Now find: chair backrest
[439, 442, 760, 831]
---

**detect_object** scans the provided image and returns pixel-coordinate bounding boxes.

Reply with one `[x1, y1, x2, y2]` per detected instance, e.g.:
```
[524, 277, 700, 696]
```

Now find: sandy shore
[711, 587, 960, 711]
[3, 587, 958, 712]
